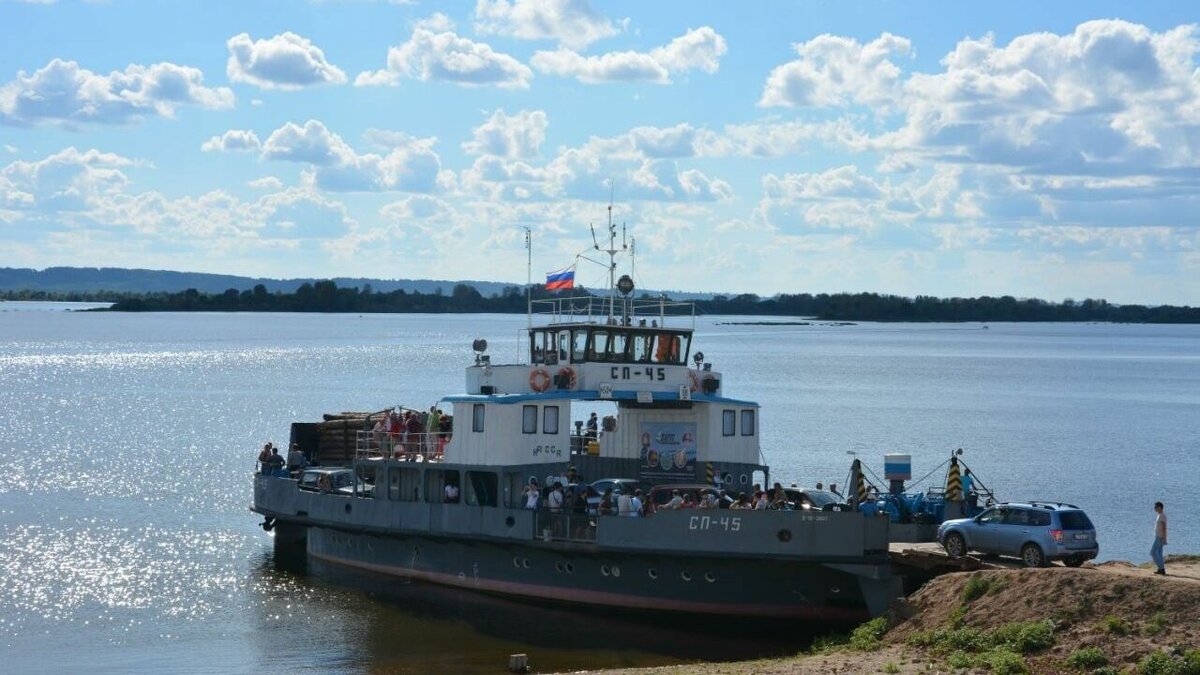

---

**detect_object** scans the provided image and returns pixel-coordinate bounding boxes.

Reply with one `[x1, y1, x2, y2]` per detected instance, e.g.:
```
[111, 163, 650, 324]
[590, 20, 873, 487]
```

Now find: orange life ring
[529, 367, 551, 392]
[688, 370, 700, 392]
[556, 366, 577, 389]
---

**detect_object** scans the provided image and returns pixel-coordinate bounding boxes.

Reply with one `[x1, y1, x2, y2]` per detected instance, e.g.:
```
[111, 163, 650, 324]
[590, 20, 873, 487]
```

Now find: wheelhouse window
[543, 405, 560, 434]
[722, 409, 736, 436]
[653, 332, 691, 365]
[588, 331, 610, 361]
[472, 404, 485, 432]
[571, 330, 587, 362]
[522, 405, 538, 434]
[607, 332, 629, 361]
[632, 333, 654, 362]
[740, 410, 756, 436]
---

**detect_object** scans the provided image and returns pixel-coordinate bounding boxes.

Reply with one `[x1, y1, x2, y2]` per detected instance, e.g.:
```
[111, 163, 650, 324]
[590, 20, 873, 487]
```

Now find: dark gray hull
[254, 467, 898, 622]
[304, 526, 883, 622]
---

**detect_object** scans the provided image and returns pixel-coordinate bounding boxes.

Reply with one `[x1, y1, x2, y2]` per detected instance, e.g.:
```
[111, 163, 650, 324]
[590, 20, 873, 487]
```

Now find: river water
[1, 303, 1196, 672]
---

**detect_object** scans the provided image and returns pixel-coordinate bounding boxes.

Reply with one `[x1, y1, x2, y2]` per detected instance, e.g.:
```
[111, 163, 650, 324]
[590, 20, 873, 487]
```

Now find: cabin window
[722, 409, 736, 436]
[544, 331, 560, 364]
[522, 405, 538, 434]
[740, 410, 756, 436]
[543, 405, 560, 435]
[392, 467, 420, 502]
[568, 329, 585, 362]
[426, 469, 460, 504]
[503, 472, 525, 508]
[608, 332, 629, 362]
[388, 468, 402, 501]
[472, 404, 485, 432]
[466, 471, 498, 507]
[632, 333, 654, 362]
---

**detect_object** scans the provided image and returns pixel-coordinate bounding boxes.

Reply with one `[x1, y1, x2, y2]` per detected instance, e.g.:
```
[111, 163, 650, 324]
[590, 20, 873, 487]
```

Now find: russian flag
[545, 266, 575, 290]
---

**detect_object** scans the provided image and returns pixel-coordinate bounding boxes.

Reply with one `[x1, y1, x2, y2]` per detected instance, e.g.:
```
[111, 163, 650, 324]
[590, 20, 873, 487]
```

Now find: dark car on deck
[783, 487, 850, 511]
[938, 501, 1098, 567]
[298, 468, 373, 497]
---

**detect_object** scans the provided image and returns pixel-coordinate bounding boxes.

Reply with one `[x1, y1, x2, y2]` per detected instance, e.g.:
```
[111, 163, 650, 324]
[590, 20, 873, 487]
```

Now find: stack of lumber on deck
[315, 410, 390, 463]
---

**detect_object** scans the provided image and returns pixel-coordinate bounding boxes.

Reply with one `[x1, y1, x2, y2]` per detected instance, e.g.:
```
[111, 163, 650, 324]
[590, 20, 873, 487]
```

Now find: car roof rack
[1026, 500, 1079, 509]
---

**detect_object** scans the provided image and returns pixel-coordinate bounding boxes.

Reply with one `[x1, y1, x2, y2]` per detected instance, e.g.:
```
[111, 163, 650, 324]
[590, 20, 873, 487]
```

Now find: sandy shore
[558, 555, 1200, 675]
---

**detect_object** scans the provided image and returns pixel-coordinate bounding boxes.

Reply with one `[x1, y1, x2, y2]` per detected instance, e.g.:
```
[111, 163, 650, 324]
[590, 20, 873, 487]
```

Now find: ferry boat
[251, 226, 899, 623]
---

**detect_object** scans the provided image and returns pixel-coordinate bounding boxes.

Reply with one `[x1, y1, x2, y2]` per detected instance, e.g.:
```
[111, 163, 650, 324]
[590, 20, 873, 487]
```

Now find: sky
[1, 0, 1199, 304]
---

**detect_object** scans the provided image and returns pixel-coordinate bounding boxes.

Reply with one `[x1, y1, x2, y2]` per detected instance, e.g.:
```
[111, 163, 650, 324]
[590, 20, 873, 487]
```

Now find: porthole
[505, 516, 515, 527]
[367, 542, 374, 552]
[601, 565, 610, 577]
[681, 571, 693, 582]
[778, 529, 793, 543]
[555, 562, 564, 573]
[565, 562, 574, 574]
[522, 558, 531, 569]
[611, 566, 620, 578]
[513, 557, 521, 568]
[739, 474, 749, 485]
[648, 568, 658, 579]
[830, 586, 841, 594]
[704, 572, 716, 583]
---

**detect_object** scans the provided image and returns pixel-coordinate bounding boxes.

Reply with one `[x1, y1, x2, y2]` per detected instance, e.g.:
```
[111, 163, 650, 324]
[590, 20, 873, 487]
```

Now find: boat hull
[305, 526, 884, 622]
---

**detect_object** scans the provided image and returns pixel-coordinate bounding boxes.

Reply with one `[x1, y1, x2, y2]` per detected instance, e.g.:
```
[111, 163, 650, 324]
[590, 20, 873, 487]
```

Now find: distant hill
[0, 267, 711, 299]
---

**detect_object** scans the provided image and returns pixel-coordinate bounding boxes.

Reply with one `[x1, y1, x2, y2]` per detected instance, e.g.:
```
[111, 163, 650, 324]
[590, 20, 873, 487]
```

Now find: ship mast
[603, 181, 626, 322]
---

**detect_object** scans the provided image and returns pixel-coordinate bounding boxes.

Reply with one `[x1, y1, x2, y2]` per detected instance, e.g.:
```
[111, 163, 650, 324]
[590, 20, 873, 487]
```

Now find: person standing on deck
[585, 413, 598, 439]
[1151, 502, 1169, 575]
[427, 406, 441, 454]
[257, 443, 272, 474]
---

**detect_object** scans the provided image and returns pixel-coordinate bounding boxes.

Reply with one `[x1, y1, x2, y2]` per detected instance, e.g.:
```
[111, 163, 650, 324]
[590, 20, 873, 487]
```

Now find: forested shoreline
[4, 281, 1198, 322]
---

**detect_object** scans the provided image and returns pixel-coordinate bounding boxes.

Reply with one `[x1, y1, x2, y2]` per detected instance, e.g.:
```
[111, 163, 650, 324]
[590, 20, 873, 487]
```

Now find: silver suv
[937, 501, 1098, 567]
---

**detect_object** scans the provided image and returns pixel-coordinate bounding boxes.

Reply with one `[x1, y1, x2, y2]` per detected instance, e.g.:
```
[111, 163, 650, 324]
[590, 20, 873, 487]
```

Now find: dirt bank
[564, 555, 1200, 675]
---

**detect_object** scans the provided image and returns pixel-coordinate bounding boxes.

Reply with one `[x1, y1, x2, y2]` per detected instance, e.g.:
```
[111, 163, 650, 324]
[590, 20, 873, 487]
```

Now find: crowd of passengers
[370, 407, 453, 459]
[520, 472, 844, 518]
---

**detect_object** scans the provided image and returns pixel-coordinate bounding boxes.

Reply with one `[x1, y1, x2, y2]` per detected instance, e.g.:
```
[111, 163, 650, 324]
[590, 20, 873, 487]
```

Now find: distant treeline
[8, 280, 1191, 322]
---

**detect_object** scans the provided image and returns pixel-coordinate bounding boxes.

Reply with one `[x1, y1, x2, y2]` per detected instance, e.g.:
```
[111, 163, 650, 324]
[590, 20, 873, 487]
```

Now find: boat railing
[354, 430, 448, 462]
[534, 511, 598, 543]
[531, 296, 695, 329]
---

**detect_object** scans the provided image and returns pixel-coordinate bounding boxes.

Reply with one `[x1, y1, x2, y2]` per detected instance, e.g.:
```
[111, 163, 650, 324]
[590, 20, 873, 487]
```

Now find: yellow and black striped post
[945, 457, 963, 501]
[705, 462, 714, 485]
[855, 460, 868, 504]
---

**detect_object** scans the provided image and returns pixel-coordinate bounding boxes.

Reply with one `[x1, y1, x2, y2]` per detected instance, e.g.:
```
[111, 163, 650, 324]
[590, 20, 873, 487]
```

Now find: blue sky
[2, 0, 1198, 304]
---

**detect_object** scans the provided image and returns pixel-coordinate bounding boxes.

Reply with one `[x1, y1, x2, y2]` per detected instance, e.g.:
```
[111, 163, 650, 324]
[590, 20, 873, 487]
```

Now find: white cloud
[380, 194, 455, 221]
[759, 33, 912, 108]
[201, 129, 262, 153]
[0, 58, 233, 127]
[226, 32, 347, 90]
[262, 119, 448, 193]
[262, 119, 357, 165]
[462, 109, 549, 158]
[1, 147, 133, 211]
[413, 12, 455, 33]
[3, 144, 17, 154]
[532, 26, 726, 84]
[354, 28, 533, 89]
[248, 176, 284, 190]
[474, 0, 621, 49]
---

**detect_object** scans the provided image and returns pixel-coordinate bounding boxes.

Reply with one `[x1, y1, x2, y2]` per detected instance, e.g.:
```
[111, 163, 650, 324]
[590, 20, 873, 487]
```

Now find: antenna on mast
[590, 223, 599, 250]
